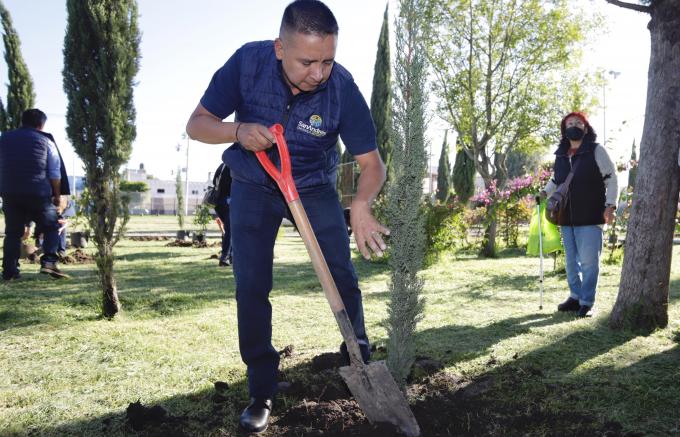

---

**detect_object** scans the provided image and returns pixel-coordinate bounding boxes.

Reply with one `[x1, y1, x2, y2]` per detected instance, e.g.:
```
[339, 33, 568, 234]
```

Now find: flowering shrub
[470, 169, 552, 247]
[471, 169, 552, 208]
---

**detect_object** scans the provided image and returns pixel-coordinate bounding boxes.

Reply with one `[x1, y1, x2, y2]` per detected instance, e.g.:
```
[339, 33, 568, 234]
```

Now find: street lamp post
[180, 133, 190, 216]
[603, 70, 621, 147]
[72, 154, 77, 198]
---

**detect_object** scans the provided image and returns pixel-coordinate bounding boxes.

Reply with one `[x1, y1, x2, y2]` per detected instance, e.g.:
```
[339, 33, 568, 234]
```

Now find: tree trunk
[93, 183, 120, 318]
[609, 2, 680, 331]
[482, 206, 497, 257]
[96, 244, 120, 318]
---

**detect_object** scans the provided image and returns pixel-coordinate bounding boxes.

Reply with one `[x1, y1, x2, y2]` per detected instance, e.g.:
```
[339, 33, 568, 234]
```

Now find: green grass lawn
[1, 230, 679, 436]
[0, 214, 224, 234]
[122, 214, 223, 233]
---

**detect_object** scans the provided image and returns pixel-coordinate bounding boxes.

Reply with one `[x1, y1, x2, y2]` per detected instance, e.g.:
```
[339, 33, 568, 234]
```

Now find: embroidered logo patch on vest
[297, 115, 327, 137]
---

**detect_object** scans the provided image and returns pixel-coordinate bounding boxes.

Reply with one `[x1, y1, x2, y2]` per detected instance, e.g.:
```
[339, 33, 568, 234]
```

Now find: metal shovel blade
[339, 360, 421, 437]
[254, 128, 420, 436]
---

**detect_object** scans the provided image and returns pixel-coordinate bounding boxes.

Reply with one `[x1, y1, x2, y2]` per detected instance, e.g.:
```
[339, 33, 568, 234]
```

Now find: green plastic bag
[526, 200, 563, 256]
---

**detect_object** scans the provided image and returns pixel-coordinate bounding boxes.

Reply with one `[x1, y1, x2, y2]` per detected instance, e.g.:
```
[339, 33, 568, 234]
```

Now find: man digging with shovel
[186, 1, 390, 433]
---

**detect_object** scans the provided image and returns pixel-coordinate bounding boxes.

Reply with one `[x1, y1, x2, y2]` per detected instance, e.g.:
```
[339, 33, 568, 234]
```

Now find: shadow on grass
[0, 242, 392, 330]
[37, 372, 252, 436]
[603, 343, 680, 431]
[114, 251, 187, 262]
[0, 269, 101, 331]
[424, 301, 680, 434]
[469, 319, 679, 434]
[465, 272, 538, 297]
[11, 242, 680, 435]
[37, 348, 362, 436]
[36, 314, 670, 436]
[415, 313, 575, 365]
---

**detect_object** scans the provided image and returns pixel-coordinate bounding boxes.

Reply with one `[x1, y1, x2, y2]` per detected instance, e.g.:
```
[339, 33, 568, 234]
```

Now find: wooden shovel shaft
[256, 126, 420, 437]
[288, 199, 366, 367]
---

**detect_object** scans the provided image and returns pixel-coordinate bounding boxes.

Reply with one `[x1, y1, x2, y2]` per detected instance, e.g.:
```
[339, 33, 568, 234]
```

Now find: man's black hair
[280, 0, 338, 37]
[21, 108, 47, 129]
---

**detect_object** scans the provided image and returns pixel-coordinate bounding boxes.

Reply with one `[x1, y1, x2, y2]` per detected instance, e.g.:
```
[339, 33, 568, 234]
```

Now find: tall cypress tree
[0, 1, 35, 130]
[386, 0, 427, 388]
[0, 99, 6, 131]
[452, 140, 475, 203]
[370, 3, 392, 177]
[435, 130, 451, 202]
[63, 0, 140, 318]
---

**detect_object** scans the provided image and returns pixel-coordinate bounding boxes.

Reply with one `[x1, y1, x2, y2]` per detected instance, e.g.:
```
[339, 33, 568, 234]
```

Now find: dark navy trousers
[2, 195, 60, 279]
[230, 180, 369, 398]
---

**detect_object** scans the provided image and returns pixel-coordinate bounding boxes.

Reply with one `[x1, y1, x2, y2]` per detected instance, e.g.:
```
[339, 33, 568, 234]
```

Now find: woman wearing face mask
[541, 112, 618, 317]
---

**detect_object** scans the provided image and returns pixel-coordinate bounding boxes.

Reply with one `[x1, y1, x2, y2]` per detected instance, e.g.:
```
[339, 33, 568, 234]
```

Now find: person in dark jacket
[542, 112, 618, 317]
[0, 109, 69, 279]
[186, 1, 388, 433]
[212, 163, 233, 266]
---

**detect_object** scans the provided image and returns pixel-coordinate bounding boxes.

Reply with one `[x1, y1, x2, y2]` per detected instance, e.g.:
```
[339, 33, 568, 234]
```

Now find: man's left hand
[350, 200, 390, 260]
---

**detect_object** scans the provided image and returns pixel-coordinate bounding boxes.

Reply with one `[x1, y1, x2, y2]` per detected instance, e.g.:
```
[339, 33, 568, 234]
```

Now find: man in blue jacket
[211, 162, 233, 267]
[186, 0, 388, 433]
[0, 109, 69, 280]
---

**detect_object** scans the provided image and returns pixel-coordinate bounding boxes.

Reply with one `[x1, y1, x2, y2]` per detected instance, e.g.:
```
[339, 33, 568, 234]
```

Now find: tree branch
[604, 0, 651, 13]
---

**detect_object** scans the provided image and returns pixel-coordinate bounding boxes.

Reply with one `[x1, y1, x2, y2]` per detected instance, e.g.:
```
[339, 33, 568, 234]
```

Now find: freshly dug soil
[267, 352, 636, 437]
[166, 239, 219, 248]
[59, 249, 94, 264]
[128, 236, 172, 241]
[23, 248, 94, 264]
[124, 351, 640, 436]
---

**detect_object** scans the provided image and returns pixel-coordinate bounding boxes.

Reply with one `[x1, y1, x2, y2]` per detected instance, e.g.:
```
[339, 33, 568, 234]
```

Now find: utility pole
[72, 154, 77, 198]
[603, 70, 621, 147]
[180, 133, 190, 216]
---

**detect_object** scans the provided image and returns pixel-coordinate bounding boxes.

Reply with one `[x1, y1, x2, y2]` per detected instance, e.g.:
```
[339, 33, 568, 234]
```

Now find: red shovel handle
[255, 124, 299, 203]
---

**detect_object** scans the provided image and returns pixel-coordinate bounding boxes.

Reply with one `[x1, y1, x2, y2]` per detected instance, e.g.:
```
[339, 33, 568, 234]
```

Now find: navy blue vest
[222, 41, 345, 191]
[553, 141, 606, 226]
[0, 127, 53, 197]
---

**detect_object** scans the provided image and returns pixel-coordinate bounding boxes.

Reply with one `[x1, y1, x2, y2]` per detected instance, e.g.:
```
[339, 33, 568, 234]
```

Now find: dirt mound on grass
[129, 236, 171, 241]
[166, 239, 220, 248]
[274, 399, 402, 436]
[59, 249, 94, 264]
[269, 353, 636, 437]
[311, 351, 344, 371]
[278, 352, 351, 402]
[23, 248, 94, 264]
[125, 400, 189, 434]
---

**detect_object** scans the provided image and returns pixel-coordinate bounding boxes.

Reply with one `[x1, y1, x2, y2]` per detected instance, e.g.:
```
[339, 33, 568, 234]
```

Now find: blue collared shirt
[46, 138, 61, 180]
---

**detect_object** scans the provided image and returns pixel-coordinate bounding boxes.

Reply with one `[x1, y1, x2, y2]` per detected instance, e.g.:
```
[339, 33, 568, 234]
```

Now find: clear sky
[1, 0, 650, 183]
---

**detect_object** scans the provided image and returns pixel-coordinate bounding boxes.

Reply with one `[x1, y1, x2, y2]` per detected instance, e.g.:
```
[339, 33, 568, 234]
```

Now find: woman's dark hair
[280, 0, 338, 37]
[21, 108, 47, 129]
[559, 111, 597, 146]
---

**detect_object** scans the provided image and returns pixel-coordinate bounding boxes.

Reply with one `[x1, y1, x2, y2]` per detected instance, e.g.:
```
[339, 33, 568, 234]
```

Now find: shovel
[255, 124, 420, 437]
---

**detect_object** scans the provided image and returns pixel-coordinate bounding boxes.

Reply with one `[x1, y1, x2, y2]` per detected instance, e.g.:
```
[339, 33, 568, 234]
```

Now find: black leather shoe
[239, 398, 272, 434]
[2, 272, 20, 281]
[557, 297, 580, 312]
[577, 305, 593, 318]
